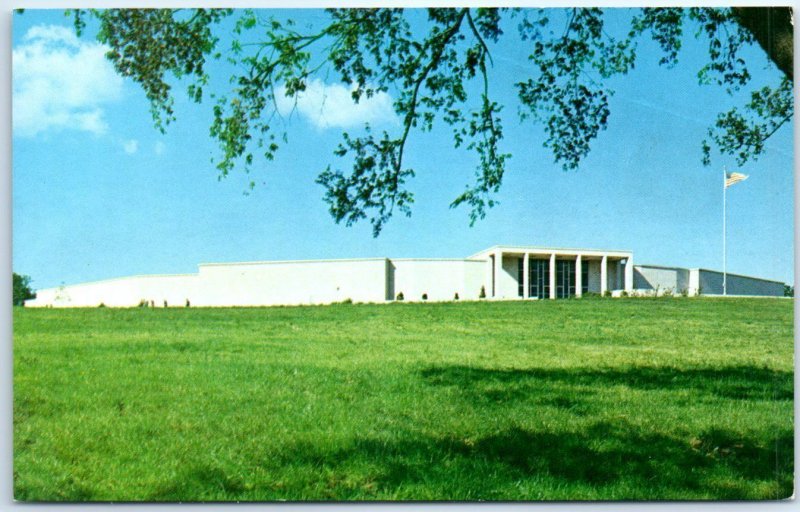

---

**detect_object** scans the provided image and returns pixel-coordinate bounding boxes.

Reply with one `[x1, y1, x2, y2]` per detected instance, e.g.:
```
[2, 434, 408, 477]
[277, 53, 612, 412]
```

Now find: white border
[2, 2, 797, 511]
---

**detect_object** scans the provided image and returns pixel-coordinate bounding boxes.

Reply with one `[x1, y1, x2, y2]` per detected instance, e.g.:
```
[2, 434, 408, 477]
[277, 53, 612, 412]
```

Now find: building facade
[24, 245, 784, 308]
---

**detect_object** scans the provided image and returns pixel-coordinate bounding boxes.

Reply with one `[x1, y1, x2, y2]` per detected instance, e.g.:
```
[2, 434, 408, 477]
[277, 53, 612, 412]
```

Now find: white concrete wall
[634, 265, 691, 295]
[195, 259, 388, 306]
[26, 274, 199, 308]
[27, 259, 389, 307]
[391, 259, 484, 301]
[494, 255, 519, 299]
[695, 269, 784, 296]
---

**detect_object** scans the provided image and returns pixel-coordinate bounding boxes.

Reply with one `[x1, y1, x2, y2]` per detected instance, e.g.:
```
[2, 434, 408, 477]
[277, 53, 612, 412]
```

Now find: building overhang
[469, 245, 633, 261]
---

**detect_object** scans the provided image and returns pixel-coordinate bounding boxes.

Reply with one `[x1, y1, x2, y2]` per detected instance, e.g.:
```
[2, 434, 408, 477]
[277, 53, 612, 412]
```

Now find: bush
[396, 292, 404, 301]
[621, 290, 629, 297]
[138, 299, 148, 308]
[185, 299, 191, 307]
[98, 302, 106, 308]
[454, 292, 459, 301]
[479, 286, 486, 299]
[422, 293, 428, 301]
[603, 290, 612, 297]
[340, 298, 353, 305]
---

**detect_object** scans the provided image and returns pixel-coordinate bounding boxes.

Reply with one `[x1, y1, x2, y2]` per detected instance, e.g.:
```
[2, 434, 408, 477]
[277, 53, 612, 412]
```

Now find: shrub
[163, 300, 168, 308]
[663, 288, 674, 298]
[454, 292, 459, 301]
[621, 290, 628, 297]
[98, 302, 106, 308]
[603, 290, 612, 297]
[479, 286, 486, 299]
[341, 298, 353, 305]
[422, 293, 428, 301]
[680, 288, 689, 297]
[396, 292, 404, 301]
[138, 299, 148, 308]
[185, 299, 191, 307]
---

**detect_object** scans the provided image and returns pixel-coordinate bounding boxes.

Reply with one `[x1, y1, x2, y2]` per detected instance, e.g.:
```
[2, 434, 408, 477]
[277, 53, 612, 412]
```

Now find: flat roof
[199, 257, 388, 267]
[470, 245, 633, 259]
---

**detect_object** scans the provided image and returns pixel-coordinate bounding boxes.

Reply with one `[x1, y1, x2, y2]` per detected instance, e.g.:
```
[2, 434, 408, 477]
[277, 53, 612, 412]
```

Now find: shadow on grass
[141, 364, 794, 501]
[238, 421, 792, 501]
[420, 364, 793, 401]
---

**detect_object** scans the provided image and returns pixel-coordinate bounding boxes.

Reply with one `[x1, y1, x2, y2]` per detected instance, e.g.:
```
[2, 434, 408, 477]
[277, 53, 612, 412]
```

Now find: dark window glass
[529, 259, 550, 299]
[517, 258, 524, 297]
[581, 261, 589, 294]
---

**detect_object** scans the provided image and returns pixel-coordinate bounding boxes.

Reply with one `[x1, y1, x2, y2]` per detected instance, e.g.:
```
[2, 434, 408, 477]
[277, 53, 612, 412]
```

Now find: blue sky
[12, 8, 794, 291]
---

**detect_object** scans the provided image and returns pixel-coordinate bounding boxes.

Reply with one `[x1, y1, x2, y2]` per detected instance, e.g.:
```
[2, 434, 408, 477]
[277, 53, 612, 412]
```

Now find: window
[556, 260, 576, 298]
[581, 261, 589, 294]
[517, 258, 524, 297]
[529, 259, 550, 299]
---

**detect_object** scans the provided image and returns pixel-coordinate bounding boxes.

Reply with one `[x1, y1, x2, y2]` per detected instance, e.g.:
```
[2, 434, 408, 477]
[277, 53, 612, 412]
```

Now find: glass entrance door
[528, 259, 550, 299]
[556, 260, 576, 298]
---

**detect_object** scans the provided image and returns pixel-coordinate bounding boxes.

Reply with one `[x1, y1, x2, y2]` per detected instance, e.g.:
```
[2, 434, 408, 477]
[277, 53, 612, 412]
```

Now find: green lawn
[13, 298, 794, 501]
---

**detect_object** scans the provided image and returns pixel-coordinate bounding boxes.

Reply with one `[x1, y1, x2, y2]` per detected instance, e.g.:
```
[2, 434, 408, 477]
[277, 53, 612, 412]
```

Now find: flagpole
[723, 166, 727, 296]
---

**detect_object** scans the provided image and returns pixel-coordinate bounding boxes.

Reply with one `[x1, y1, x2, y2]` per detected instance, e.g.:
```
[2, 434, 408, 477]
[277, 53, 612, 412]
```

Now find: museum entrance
[556, 260, 576, 298]
[517, 256, 589, 299]
[529, 259, 550, 299]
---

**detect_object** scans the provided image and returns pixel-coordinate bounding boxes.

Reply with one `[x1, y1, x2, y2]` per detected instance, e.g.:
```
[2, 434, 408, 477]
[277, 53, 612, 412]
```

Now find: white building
[24, 245, 785, 308]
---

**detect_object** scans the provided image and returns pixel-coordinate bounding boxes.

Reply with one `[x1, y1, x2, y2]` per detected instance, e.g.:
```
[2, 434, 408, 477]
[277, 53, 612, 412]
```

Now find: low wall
[696, 269, 784, 296]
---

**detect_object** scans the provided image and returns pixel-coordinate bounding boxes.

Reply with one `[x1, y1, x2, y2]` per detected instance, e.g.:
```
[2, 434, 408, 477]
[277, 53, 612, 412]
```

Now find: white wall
[391, 259, 484, 301]
[26, 257, 489, 307]
[26, 274, 199, 308]
[695, 269, 784, 296]
[195, 259, 388, 306]
[27, 259, 389, 307]
[634, 265, 691, 295]
[495, 255, 520, 299]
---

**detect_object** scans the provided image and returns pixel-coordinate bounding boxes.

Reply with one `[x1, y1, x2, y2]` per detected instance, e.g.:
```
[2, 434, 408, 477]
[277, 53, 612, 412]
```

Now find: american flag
[725, 172, 749, 188]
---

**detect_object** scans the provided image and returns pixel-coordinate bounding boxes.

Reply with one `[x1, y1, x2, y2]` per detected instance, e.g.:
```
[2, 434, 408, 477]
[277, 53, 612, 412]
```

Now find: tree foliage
[67, 7, 792, 235]
[13, 273, 36, 306]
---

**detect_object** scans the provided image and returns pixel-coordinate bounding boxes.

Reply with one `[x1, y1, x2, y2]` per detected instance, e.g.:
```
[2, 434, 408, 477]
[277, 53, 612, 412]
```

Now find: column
[600, 255, 608, 296]
[549, 253, 556, 299]
[575, 255, 582, 298]
[523, 253, 530, 299]
[494, 250, 503, 298]
[624, 256, 634, 293]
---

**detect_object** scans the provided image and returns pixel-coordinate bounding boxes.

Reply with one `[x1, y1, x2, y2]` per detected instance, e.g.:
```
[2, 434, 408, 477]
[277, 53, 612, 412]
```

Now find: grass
[13, 297, 793, 501]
